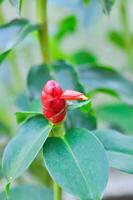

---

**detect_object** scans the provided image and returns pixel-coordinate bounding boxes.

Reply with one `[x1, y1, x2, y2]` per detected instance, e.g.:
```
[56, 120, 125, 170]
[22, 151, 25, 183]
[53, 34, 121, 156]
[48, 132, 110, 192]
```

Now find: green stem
[0, 6, 5, 24]
[53, 181, 62, 200]
[36, 0, 51, 63]
[50, 123, 65, 137]
[119, 0, 133, 68]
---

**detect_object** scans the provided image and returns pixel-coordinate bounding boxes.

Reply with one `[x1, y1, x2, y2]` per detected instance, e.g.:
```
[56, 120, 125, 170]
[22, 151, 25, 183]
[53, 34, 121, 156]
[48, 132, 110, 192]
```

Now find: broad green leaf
[67, 99, 95, 130]
[0, 185, 53, 200]
[0, 19, 38, 64]
[27, 61, 85, 100]
[2, 115, 52, 182]
[67, 108, 96, 130]
[93, 129, 133, 173]
[78, 65, 133, 105]
[15, 111, 42, 124]
[44, 128, 108, 199]
[55, 15, 77, 41]
[97, 103, 133, 134]
[100, 0, 115, 15]
[51, 61, 85, 93]
[27, 64, 53, 100]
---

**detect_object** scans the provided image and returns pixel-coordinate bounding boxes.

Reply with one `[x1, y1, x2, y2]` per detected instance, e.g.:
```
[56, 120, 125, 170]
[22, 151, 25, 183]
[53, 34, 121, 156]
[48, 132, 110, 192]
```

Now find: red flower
[41, 80, 87, 124]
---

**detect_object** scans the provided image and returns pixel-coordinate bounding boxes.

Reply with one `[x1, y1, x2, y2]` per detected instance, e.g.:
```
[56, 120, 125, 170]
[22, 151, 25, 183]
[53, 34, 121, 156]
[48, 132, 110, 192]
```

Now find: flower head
[41, 80, 87, 124]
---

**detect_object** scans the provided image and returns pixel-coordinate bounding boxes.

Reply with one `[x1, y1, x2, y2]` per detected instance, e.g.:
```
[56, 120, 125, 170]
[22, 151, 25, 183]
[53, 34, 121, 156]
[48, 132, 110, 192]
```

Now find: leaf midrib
[63, 137, 99, 200]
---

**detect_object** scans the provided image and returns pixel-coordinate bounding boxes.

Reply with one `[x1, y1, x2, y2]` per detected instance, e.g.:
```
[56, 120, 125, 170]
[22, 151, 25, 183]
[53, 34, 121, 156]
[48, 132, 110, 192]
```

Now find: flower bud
[41, 80, 87, 124]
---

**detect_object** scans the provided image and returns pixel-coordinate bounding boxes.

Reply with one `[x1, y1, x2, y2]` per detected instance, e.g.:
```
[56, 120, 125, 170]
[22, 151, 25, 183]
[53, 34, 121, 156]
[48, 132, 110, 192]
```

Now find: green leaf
[2, 115, 52, 182]
[44, 128, 108, 199]
[97, 103, 133, 134]
[9, 0, 23, 14]
[71, 50, 98, 65]
[0, 0, 4, 4]
[68, 99, 91, 111]
[0, 185, 53, 200]
[93, 129, 133, 173]
[78, 65, 133, 105]
[0, 19, 38, 64]
[67, 100, 96, 130]
[27, 61, 85, 100]
[100, 0, 115, 15]
[15, 111, 42, 124]
[27, 64, 53, 100]
[51, 61, 85, 93]
[108, 31, 126, 49]
[67, 109, 97, 130]
[55, 15, 77, 41]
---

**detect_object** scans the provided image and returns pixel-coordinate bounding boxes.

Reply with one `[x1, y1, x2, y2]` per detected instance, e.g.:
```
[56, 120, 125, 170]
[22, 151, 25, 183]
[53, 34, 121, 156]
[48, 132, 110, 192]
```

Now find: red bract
[41, 80, 87, 124]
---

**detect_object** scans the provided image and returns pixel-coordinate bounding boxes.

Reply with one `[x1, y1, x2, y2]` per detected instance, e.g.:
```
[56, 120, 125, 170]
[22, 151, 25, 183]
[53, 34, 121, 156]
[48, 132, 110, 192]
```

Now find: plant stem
[53, 181, 62, 200]
[36, 0, 51, 63]
[119, 0, 133, 68]
[0, 6, 5, 24]
[36, 1, 62, 199]
[50, 123, 65, 137]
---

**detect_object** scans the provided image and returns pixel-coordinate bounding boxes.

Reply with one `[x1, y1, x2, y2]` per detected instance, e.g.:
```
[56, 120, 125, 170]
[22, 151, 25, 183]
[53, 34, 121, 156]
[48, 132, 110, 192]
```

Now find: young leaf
[0, 19, 38, 64]
[0, 185, 53, 200]
[9, 0, 23, 14]
[78, 65, 133, 105]
[108, 31, 127, 50]
[15, 111, 42, 124]
[68, 99, 91, 111]
[2, 115, 52, 182]
[55, 15, 77, 41]
[44, 128, 108, 199]
[93, 129, 133, 173]
[100, 0, 115, 15]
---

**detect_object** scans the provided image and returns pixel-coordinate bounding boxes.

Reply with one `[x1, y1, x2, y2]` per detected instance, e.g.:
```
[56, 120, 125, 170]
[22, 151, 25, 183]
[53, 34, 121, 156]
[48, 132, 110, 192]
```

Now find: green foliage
[0, 19, 38, 63]
[1, 0, 133, 199]
[55, 15, 77, 41]
[100, 0, 115, 15]
[71, 50, 98, 65]
[0, 185, 53, 200]
[94, 129, 133, 173]
[2, 115, 52, 182]
[97, 103, 133, 134]
[108, 31, 127, 49]
[67, 109, 97, 130]
[68, 99, 91, 111]
[0, 0, 4, 3]
[15, 111, 42, 124]
[78, 65, 133, 105]
[27, 61, 85, 100]
[27, 64, 52, 100]
[44, 128, 108, 200]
